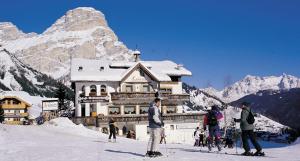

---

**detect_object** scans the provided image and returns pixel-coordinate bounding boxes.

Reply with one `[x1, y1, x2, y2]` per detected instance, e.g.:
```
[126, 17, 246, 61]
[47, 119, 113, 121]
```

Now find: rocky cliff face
[0, 46, 72, 97]
[0, 7, 134, 79]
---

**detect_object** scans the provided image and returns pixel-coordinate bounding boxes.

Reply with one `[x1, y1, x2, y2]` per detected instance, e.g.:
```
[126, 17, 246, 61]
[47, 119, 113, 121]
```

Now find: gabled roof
[120, 62, 161, 82]
[0, 96, 31, 107]
[70, 58, 192, 82]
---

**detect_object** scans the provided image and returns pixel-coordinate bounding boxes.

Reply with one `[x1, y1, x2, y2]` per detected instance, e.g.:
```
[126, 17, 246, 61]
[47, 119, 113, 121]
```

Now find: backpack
[246, 109, 255, 124]
[207, 111, 218, 126]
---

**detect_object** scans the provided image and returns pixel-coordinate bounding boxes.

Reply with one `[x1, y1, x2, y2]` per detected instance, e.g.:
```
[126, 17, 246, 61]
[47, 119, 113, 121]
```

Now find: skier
[234, 102, 264, 156]
[146, 98, 164, 158]
[108, 118, 117, 142]
[199, 129, 205, 147]
[203, 105, 223, 152]
[193, 127, 200, 146]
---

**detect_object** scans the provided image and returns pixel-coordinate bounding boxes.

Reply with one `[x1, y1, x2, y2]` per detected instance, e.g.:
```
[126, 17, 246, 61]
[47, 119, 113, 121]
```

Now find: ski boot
[253, 150, 265, 156]
[145, 151, 153, 157]
[241, 151, 253, 156]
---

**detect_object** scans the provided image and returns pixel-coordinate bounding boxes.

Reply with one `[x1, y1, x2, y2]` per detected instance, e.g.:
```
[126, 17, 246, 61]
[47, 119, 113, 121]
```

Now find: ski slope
[0, 118, 299, 161]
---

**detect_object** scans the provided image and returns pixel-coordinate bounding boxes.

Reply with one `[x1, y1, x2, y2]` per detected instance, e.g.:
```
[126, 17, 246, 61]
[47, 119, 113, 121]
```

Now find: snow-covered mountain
[220, 74, 300, 102]
[0, 46, 72, 97]
[0, 7, 134, 79]
[231, 88, 300, 130]
[183, 83, 286, 134]
[190, 74, 300, 104]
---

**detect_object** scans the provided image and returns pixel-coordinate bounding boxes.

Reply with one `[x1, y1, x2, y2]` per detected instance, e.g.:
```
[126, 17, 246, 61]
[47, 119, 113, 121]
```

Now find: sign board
[42, 99, 59, 111]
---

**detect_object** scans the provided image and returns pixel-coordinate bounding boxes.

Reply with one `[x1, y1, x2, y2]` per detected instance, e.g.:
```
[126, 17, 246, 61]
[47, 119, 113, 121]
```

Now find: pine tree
[0, 106, 4, 123]
[55, 84, 66, 111]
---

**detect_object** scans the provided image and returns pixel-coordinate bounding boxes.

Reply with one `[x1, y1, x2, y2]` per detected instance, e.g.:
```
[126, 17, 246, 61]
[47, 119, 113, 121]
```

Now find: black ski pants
[241, 130, 262, 152]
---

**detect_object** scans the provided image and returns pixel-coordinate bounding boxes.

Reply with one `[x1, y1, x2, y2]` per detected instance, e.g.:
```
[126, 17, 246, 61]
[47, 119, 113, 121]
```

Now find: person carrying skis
[146, 98, 164, 158]
[203, 105, 223, 152]
[194, 127, 200, 146]
[234, 102, 264, 156]
[108, 118, 117, 142]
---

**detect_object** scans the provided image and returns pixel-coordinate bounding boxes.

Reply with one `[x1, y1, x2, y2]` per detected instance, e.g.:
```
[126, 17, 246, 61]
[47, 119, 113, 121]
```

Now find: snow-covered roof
[71, 59, 192, 82]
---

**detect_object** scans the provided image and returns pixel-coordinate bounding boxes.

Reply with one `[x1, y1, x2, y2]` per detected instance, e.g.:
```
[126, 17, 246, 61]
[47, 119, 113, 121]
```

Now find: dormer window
[139, 69, 145, 77]
[78, 66, 83, 71]
[100, 66, 104, 71]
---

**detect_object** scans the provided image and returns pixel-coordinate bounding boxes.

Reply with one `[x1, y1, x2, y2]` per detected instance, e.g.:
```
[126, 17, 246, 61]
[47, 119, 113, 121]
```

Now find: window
[170, 76, 180, 82]
[160, 88, 172, 93]
[124, 106, 136, 114]
[170, 125, 175, 130]
[140, 106, 149, 114]
[15, 110, 20, 115]
[101, 85, 107, 95]
[90, 85, 97, 92]
[143, 85, 150, 92]
[81, 86, 86, 96]
[139, 69, 145, 77]
[12, 99, 19, 105]
[166, 106, 176, 114]
[109, 107, 120, 115]
[125, 85, 133, 92]
[90, 85, 97, 96]
[14, 118, 20, 121]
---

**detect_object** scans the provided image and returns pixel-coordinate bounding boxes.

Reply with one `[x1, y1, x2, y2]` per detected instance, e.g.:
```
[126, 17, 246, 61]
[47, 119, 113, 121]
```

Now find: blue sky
[1, 0, 300, 89]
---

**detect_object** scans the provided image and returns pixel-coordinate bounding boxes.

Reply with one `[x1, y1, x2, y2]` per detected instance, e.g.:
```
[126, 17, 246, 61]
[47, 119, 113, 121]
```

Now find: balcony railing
[2, 104, 26, 109]
[4, 113, 29, 117]
[110, 92, 190, 105]
[72, 113, 205, 126]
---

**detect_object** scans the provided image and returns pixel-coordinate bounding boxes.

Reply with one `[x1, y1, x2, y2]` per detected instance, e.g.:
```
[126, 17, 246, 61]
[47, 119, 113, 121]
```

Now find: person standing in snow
[108, 118, 117, 142]
[194, 127, 200, 146]
[203, 105, 223, 152]
[234, 102, 264, 156]
[199, 129, 205, 147]
[146, 98, 164, 157]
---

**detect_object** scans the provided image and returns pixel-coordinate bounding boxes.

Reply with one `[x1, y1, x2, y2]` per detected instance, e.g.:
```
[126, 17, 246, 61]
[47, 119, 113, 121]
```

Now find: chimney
[175, 64, 183, 70]
[133, 50, 141, 62]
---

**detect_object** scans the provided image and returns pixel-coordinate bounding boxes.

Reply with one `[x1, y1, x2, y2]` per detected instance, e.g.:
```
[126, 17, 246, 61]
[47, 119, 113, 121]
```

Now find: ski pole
[234, 119, 238, 154]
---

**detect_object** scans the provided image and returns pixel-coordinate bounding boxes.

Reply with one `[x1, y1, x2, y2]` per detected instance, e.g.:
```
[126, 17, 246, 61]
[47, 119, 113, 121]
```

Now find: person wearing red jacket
[203, 105, 223, 152]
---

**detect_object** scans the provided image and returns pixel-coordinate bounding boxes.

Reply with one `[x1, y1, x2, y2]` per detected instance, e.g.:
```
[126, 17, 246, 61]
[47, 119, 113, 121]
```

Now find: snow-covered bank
[1, 118, 299, 161]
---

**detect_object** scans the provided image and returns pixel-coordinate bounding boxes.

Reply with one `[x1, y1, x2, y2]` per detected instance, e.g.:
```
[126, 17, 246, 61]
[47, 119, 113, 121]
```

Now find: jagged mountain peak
[0, 22, 26, 41]
[44, 7, 108, 34]
[1, 7, 134, 79]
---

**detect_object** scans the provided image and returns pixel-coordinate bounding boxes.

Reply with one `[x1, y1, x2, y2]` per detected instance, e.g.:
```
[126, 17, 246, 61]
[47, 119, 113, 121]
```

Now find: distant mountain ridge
[231, 88, 300, 130]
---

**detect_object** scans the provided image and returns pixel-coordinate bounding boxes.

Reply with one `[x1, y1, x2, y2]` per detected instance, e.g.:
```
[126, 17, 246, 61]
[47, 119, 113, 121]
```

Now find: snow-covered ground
[1, 118, 299, 161]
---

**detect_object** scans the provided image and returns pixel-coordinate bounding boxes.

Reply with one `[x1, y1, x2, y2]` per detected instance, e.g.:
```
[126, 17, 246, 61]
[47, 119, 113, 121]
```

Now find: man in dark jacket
[146, 98, 164, 157]
[108, 118, 117, 142]
[234, 102, 264, 156]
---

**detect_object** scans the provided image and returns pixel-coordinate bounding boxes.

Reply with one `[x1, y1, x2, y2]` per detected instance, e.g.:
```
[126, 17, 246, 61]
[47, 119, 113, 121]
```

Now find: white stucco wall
[135, 122, 201, 145]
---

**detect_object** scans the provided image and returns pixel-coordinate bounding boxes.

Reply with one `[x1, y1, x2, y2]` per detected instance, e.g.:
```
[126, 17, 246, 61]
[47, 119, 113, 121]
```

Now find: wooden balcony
[110, 92, 190, 105]
[2, 104, 26, 109]
[72, 113, 205, 126]
[4, 113, 29, 117]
